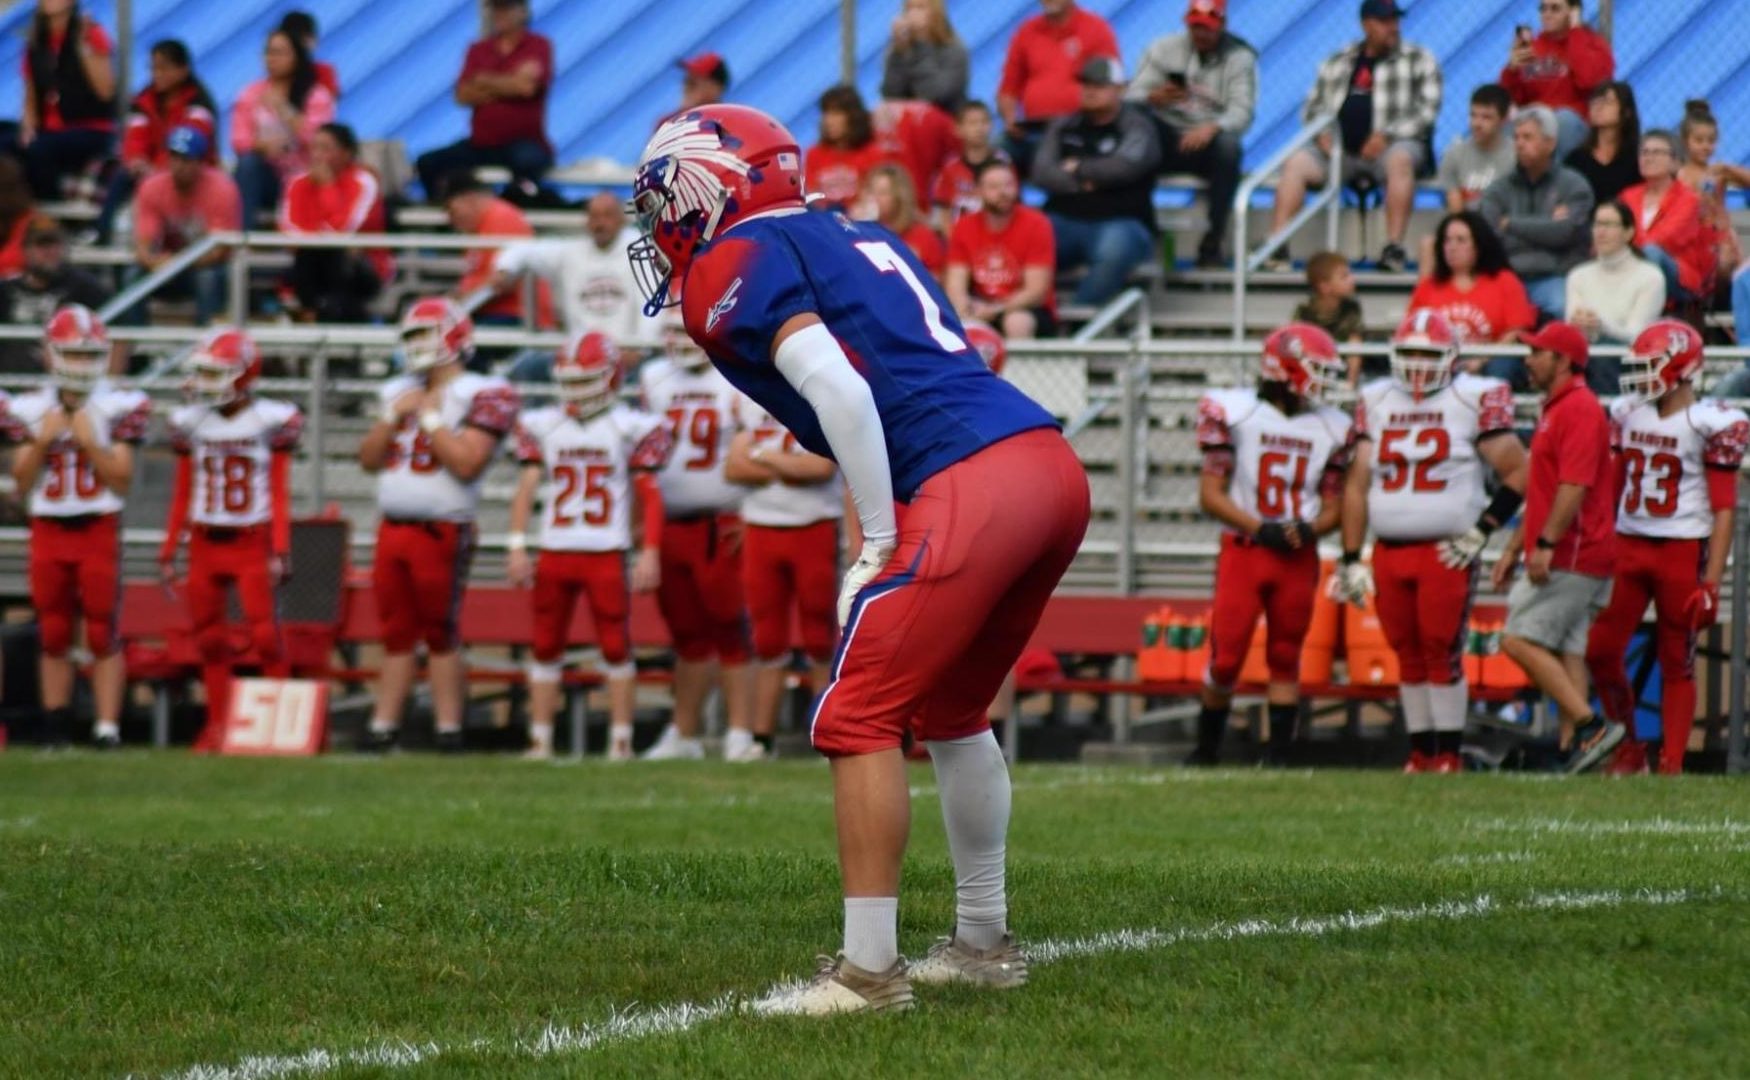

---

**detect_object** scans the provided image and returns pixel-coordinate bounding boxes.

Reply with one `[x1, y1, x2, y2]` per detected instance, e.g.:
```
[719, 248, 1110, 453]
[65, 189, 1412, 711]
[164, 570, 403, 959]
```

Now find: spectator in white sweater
[1566, 198, 1665, 393]
[494, 191, 653, 382]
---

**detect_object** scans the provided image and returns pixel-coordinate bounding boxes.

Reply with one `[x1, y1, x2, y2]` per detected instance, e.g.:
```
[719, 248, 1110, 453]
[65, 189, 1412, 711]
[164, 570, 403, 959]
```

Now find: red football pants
[1372, 540, 1476, 685]
[743, 520, 840, 663]
[1586, 535, 1707, 774]
[531, 550, 631, 665]
[186, 526, 282, 665]
[29, 514, 121, 658]
[373, 520, 475, 654]
[657, 513, 750, 663]
[1207, 534, 1318, 689]
[810, 429, 1090, 757]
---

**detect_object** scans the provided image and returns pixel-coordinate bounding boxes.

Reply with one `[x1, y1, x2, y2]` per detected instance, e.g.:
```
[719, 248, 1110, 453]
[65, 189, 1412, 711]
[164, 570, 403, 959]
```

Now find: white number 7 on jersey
[854, 241, 969, 352]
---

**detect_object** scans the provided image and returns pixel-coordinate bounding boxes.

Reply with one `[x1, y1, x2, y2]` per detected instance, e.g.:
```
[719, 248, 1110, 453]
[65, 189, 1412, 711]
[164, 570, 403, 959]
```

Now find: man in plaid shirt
[1266, 0, 1441, 273]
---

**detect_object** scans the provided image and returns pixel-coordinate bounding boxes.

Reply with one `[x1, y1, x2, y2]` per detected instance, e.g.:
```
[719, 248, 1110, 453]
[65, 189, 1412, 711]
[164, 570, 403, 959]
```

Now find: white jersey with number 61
[1353, 373, 1515, 542]
[1196, 388, 1353, 533]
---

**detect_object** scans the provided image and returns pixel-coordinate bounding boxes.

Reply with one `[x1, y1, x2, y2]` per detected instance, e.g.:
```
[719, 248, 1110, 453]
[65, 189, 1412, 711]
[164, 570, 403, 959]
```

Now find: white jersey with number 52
[1609, 396, 1749, 539]
[1196, 388, 1353, 533]
[1353, 373, 1515, 541]
[738, 395, 844, 528]
[639, 358, 744, 516]
[515, 403, 669, 552]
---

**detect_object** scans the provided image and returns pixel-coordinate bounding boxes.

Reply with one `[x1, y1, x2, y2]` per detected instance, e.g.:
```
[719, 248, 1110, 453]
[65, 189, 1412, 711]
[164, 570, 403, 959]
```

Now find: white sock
[1428, 681, 1470, 733]
[528, 721, 553, 751]
[843, 897, 899, 972]
[93, 719, 119, 739]
[1399, 683, 1433, 734]
[610, 723, 632, 746]
[368, 716, 398, 735]
[724, 727, 753, 757]
[926, 730, 1011, 951]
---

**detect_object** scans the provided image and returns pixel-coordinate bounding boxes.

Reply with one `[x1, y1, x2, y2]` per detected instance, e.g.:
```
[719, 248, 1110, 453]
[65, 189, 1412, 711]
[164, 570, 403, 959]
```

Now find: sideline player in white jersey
[508, 332, 672, 761]
[1331, 309, 1529, 773]
[1193, 324, 1354, 765]
[357, 297, 519, 752]
[723, 392, 850, 762]
[1, 305, 149, 748]
[1585, 320, 1748, 774]
[637, 317, 754, 760]
[158, 328, 303, 752]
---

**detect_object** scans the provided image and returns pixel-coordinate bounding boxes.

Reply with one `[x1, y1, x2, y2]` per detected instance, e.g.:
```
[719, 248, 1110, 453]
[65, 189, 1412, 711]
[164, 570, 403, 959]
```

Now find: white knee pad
[527, 661, 563, 685]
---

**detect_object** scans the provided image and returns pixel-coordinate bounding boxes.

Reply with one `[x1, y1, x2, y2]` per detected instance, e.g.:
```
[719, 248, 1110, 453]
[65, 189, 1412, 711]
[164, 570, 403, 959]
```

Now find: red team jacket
[279, 164, 395, 282]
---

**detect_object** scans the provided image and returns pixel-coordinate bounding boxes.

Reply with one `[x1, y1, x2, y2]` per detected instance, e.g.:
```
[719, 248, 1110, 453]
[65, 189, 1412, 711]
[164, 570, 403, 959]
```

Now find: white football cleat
[521, 744, 554, 762]
[725, 741, 770, 764]
[640, 724, 704, 761]
[754, 954, 913, 1016]
[908, 932, 1028, 989]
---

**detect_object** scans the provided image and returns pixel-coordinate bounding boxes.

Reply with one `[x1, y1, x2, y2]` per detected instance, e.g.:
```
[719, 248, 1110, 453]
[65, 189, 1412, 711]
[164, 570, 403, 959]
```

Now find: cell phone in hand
[1515, 25, 1532, 45]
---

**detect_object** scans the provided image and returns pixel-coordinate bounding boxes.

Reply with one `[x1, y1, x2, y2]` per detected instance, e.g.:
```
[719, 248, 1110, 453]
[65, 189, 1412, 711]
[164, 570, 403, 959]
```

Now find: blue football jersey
[680, 208, 1057, 500]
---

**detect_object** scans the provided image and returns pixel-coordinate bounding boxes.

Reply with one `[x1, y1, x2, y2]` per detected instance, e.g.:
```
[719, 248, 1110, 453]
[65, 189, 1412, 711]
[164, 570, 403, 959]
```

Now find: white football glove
[837, 542, 896, 627]
[1438, 527, 1489, 570]
[1328, 558, 1375, 608]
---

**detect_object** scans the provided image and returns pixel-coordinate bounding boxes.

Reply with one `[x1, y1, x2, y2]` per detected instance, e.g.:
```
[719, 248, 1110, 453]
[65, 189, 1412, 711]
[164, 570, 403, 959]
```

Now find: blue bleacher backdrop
[3, 0, 1746, 183]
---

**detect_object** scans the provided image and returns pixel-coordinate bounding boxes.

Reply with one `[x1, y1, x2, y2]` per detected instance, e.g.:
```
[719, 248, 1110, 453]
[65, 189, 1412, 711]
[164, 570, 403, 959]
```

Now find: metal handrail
[98, 234, 223, 324]
[1232, 113, 1343, 341]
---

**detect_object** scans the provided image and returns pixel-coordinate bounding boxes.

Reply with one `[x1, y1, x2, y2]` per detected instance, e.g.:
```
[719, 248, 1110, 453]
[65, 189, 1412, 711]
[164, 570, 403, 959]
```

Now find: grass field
[2, 755, 1748, 1079]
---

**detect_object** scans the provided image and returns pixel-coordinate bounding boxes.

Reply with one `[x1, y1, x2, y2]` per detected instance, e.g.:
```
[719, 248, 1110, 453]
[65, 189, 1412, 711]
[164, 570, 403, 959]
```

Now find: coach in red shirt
[996, 0, 1118, 173]
[414, 0, 554, 200]
[1492, 320, 1623, 772]
[944, 159, 1057, 339]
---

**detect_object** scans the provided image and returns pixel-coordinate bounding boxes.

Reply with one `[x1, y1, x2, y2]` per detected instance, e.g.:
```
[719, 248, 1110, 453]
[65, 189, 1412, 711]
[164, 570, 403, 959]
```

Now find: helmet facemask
[1619, 348, 1673, 406]
[401, 323, 453, 375]
[1391, 346, 1453, 402]
[191, 357, 245, 407]
[556, 368, 615, 418]
[49, 344, 106, 398]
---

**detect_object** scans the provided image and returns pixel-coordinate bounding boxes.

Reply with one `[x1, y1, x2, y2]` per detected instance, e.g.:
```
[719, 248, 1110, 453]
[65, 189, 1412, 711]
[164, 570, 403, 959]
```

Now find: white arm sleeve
[773, 321, 898, 547]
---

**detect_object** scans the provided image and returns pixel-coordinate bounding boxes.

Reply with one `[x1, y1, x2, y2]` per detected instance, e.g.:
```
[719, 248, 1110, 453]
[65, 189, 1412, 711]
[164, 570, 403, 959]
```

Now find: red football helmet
[189, 327, 261, 407]
[1260, 323, 1348, 405]
[44, 303, 109, 395]
[1622, 319, 1705, 403]
[399, 296, 474, 374]
[628, 104, 805, 315]
[554, 331, 623, 415]
[962, 319, 1007, 374]
[1390, 308, 1461, 399]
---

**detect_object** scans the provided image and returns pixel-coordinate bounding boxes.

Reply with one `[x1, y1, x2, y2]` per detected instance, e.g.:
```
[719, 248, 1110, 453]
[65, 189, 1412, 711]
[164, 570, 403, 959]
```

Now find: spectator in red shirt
[930, 100, 1009, 231]
[97, 39, 216, 243]
[1620, 129, 1714, 306]
[1409, 210, 1537, 356]
[18, 0, 117, 200]
[128, 126, 241, 325]
[996, 0, 1119, 176]
[944, 159, 1057, 339]
[805, 85, 885, 211]
[873, 99, 960, 209]
[444, 173, 552, 327]
[1491, 320, 1623, 772]
[279, 124, 393, 322]
[0, 160, 35, 279]
[857, 163, 945, 278]
[231, 28, 337, 218]
[279, 11, 340, 100]
[415, 0, 554, 201]
[1500, 0, 1613, 160]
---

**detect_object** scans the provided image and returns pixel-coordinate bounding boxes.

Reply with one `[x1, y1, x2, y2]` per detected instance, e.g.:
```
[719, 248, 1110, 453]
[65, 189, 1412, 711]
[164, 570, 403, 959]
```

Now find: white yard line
[1474, 816, 1750, 838]
[154, 885, 1718, 1080]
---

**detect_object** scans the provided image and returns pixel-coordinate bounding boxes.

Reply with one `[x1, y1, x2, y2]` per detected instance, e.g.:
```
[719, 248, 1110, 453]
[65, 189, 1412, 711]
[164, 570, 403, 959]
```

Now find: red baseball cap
[678, 52, 730, 87]
[1520, 321, 1590, 370]
[1186, 0, 1226, 27]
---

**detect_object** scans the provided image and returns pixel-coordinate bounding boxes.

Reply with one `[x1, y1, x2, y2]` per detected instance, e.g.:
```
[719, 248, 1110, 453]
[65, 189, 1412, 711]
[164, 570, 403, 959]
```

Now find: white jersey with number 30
[1197, 389, 1353, 533]
[639, 358, 744, 516]
[170, 399, 303, 527]
[1609, 396, 1749, 539]
[515, 403, 668, 552]
[3, 383, 151, 518]
[1354, 373, 1515, 541]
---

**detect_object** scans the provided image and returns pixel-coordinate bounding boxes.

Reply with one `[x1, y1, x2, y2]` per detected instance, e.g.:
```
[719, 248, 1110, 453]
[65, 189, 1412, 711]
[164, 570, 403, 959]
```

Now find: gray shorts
[1505, 571, 1614, 656]
[1303, 139, 1429, 187]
